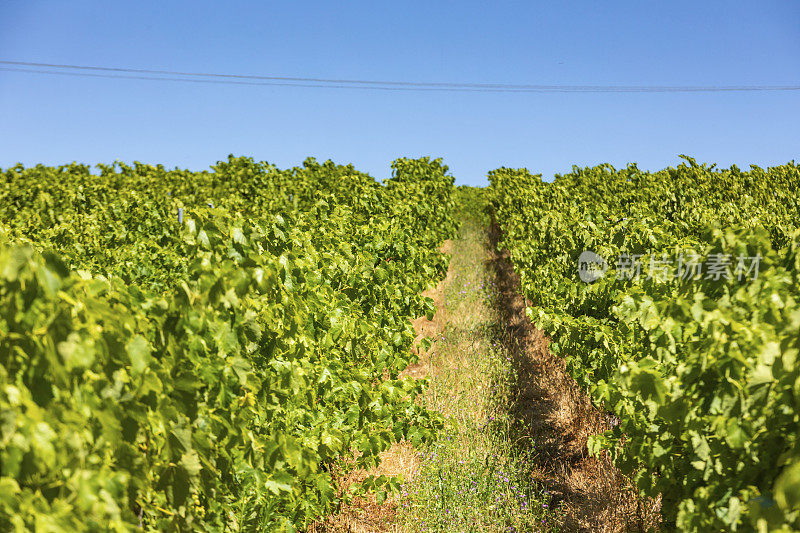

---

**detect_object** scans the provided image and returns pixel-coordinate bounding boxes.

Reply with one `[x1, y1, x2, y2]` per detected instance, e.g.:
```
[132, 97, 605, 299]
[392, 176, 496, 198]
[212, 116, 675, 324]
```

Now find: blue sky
[1, 1, 798, 185]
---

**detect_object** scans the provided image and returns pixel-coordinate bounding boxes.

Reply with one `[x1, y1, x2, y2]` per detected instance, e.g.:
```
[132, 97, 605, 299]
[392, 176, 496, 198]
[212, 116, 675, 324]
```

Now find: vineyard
[0, 156, 456, 530]
[2, 153, 800, 532]
[489, 157, 800, 531]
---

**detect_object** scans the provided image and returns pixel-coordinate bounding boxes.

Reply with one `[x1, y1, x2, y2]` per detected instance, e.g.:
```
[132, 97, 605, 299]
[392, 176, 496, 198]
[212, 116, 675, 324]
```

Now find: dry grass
[308, 442, 421, 533]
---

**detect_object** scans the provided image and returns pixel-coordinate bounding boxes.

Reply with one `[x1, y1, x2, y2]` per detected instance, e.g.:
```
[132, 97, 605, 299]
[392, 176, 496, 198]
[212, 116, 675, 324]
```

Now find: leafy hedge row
[489, 158, 800, 531]
[0, 156, 456, 530]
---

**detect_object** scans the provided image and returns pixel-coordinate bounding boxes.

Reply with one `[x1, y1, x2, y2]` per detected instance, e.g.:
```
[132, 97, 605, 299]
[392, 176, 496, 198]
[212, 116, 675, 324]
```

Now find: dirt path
[313, 192, 658, 532]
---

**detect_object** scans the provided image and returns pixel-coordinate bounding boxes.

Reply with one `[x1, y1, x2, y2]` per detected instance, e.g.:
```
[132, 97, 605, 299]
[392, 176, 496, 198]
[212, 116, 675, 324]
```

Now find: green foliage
[0, 156, 456, 530]
[489, 159, 800, 531]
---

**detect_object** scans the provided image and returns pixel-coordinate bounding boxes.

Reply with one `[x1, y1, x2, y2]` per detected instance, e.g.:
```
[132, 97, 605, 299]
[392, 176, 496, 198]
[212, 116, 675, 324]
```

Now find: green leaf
[126, 334, 151, 377]
[775, 460, 800, 512]
[266, 472, 294, 495]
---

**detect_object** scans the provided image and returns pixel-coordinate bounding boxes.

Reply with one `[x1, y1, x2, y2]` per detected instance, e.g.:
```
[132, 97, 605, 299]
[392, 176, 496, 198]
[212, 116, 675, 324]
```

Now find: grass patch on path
[400, 188, 559, 532]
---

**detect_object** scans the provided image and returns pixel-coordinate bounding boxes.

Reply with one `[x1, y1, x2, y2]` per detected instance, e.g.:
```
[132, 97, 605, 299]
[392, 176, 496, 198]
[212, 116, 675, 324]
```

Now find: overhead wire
[1, 60, 799, 93]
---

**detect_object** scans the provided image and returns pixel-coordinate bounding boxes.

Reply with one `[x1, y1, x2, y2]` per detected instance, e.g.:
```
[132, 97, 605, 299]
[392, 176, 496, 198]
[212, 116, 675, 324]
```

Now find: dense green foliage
[489, 158, 800, 531]
[0, 156, 456, 531]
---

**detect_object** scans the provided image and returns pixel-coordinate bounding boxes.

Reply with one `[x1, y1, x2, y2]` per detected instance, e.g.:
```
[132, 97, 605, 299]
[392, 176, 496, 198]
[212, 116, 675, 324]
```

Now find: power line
[1, 60, 799, 93]
[0, 67, 495, 92]
[0, 66, 663, 93]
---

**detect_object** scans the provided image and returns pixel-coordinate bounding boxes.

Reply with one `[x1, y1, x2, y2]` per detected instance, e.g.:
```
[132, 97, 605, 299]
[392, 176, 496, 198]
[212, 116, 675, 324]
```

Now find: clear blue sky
[1, 1, 798, 185]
